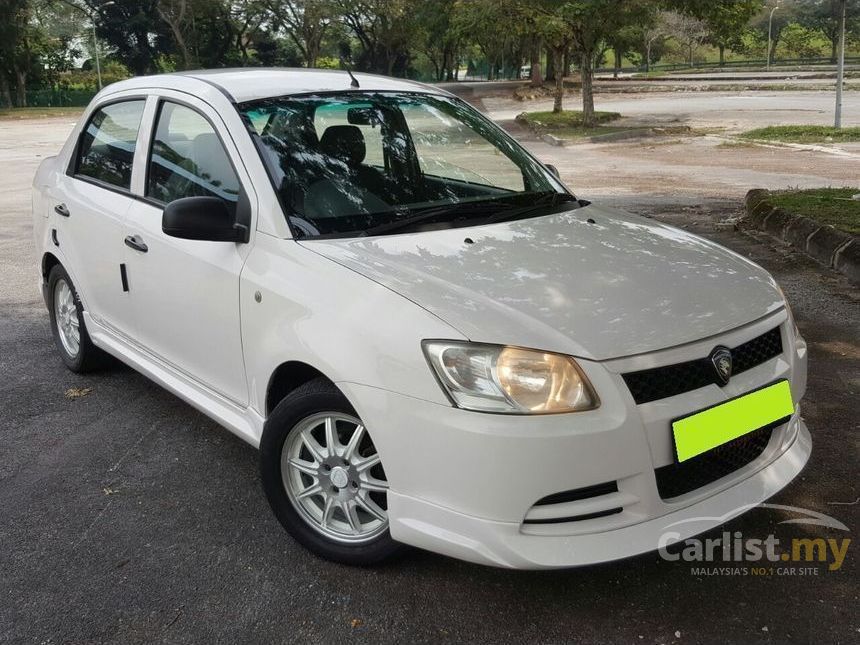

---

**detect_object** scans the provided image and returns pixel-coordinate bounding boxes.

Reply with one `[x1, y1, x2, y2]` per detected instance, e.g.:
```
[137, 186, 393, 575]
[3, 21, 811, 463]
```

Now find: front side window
[76, 100, 145, 189]
[147, 101, 241, 209]
[242, 93, 567, 238]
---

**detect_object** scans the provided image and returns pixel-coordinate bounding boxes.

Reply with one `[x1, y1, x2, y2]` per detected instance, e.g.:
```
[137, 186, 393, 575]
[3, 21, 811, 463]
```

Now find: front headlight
[423, 341, 599, 414]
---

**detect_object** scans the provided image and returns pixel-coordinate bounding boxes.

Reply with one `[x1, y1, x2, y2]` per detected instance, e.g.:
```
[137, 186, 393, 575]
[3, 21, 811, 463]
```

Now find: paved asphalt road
[1, 113, 858, 644]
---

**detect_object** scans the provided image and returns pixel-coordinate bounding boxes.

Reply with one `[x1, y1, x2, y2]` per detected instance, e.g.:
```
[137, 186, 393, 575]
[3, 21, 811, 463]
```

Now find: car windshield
[240, 92, 569, 238]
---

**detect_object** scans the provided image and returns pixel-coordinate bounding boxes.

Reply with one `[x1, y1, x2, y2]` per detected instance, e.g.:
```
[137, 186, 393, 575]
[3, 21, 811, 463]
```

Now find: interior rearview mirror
[347, 107, 379, 126]
[162, 196, 247, 243]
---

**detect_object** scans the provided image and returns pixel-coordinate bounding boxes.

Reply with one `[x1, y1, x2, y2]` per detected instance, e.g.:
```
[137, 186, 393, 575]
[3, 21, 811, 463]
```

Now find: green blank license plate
[672, 380, 794, 462]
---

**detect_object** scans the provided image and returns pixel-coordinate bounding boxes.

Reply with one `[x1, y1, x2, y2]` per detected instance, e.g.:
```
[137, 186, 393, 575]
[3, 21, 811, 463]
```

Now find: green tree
[414, 0, 459, 81]
[797, 0, 859, 63]
[453, 0, 522, 80]
[662, 10, 708, 66]
[750, 1, 798, 62]
[780, 22, 826, 57]
[678, 0, 765, 66]
[156, 0, 196, 69]
[338, 0, 420, 76]
[0, 0, 44, 107]
[265, 0, 333, 67]
[82, 0, 165, 75]
[558, 0, 654, 124]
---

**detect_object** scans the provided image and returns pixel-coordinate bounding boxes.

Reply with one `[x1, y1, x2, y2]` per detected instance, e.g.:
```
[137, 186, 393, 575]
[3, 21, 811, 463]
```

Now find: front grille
[623, 327, 783, 404]
[655, 422, 781, 499]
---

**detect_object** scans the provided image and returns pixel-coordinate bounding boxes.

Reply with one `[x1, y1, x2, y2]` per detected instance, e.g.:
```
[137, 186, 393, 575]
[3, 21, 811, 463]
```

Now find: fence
[627, 56, 860, 74]
[456, 56, 860, 81]
[20, 89, 97, 108]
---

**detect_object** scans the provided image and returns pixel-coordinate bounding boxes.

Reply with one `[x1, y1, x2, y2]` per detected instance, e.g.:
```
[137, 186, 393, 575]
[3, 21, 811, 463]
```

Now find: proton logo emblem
[710, 346, 733, 385]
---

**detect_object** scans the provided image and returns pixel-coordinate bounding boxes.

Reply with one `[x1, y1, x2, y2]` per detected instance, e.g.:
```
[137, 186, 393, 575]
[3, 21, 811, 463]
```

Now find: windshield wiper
[360, 199, 519, 237]
[481, 192, 578, 226]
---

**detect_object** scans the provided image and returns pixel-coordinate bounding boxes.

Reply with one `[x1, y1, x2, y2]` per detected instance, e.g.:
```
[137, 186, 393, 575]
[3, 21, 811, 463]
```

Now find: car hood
[301, 203, 784, 360]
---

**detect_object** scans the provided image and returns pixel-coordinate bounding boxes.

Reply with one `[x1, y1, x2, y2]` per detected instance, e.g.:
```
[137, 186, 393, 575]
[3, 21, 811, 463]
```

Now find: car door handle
[54, 203, 70, 217]
[124, 234, 148, 253]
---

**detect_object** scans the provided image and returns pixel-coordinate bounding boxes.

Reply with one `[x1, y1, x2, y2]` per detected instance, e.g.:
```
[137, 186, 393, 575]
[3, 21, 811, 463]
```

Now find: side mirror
[162, 196, 248, 243]
[545, 164, 560, 179]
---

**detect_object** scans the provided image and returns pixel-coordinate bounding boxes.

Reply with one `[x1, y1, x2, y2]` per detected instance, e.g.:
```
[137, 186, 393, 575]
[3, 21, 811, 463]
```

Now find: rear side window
[75, 100, 145, 190]
[147, 101, 241, 208]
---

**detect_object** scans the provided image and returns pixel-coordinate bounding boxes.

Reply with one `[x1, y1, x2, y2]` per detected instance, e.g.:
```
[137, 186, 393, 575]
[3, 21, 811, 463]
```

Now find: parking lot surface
[1, 109, 858, 644]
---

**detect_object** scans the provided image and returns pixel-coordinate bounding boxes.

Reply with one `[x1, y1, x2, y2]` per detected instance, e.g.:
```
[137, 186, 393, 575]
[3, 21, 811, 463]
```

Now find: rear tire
[260, 378, 404, 565]
[47, 264, 109, 373]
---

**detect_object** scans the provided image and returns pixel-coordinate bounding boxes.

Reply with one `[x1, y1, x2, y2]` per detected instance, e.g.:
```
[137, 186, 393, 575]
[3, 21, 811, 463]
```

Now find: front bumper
[339, 310, 810, 569]
[387, 418, 809, 568]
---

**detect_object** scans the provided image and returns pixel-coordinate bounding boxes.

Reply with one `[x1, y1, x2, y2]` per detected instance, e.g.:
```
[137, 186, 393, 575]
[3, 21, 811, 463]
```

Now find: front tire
[47, 264, 108, 373]
[260, 378, 403, 565]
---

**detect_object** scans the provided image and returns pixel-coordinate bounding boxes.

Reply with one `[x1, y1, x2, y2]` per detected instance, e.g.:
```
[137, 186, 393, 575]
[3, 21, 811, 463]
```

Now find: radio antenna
[340, 58, 360, 88]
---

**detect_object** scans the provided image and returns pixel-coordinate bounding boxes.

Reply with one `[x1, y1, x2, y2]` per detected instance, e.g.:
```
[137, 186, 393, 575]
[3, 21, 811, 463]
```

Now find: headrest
[320, 125, 366, 166]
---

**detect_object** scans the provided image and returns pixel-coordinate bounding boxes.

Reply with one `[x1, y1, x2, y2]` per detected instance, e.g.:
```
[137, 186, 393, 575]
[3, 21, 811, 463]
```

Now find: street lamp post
[835, 0, 846, 128]
[91, 20, 102, 90]
[66, 1, 113, 91]
[767, 4, 779, 72]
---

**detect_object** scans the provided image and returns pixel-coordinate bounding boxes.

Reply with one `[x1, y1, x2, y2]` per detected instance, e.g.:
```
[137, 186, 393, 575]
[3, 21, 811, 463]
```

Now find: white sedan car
[32, 69, 810, 568]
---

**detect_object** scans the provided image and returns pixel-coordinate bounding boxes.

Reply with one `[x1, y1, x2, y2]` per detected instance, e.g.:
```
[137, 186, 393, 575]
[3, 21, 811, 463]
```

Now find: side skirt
[84, 312, 264, 447]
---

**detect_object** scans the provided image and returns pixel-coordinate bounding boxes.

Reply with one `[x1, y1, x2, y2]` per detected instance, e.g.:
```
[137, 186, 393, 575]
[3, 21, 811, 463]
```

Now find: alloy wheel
[54, 278, 80, 358]
[281, 412, 389, 543]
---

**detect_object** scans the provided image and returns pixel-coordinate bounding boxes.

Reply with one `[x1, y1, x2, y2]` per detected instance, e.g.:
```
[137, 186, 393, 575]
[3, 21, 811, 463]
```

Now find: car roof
[104, 68, 452, 104]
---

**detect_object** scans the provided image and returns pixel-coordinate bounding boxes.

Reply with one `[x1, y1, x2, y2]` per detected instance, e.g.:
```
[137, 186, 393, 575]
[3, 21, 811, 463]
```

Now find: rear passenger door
[123, 96, 253, 405]
[56, 98, 145, 338]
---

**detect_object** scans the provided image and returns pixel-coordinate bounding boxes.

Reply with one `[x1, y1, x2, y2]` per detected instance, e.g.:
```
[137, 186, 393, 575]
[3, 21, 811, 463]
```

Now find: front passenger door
[124, 98, 252, 405]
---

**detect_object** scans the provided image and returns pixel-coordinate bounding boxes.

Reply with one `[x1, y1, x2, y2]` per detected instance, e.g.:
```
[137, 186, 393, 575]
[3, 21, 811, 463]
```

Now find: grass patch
[769, 188, 860, 234]
[717, 141, 760, 149]
[518, 110, 621, 129]
[516, 109, 627, 140]
[739, 125, 860, 144]
[0, 107, 83, 120]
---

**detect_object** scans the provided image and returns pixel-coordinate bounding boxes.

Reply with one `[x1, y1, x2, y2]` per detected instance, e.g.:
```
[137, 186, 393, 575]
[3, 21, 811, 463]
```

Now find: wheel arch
[41, 251, 61, 279]
[40, 252, 63, 306]
[265, 361, 338, 417]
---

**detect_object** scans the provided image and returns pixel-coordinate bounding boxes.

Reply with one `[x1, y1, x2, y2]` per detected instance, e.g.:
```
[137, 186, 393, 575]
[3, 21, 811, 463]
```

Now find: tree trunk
[719, 44, 725, 67]
[830, 39, 838, 64]
[613, 49, 621, 79]
[174, 30, 193, 69]
[0, 75, 12, 109]
[645, 41, 651, 73]
[157, 2, 194, 70]
[307, 39, 320, 68]
[545, 46, 555, 82]
[529, 37, 542, 87]
[15, 69, 27, 108]
[552, 47, 564, 113]
[563, 48, 572, 78]
[580, 51, 595, 126]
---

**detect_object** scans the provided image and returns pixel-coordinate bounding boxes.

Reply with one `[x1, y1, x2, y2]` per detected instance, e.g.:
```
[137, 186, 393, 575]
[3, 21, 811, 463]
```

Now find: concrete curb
[743, 189, 859, 283]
